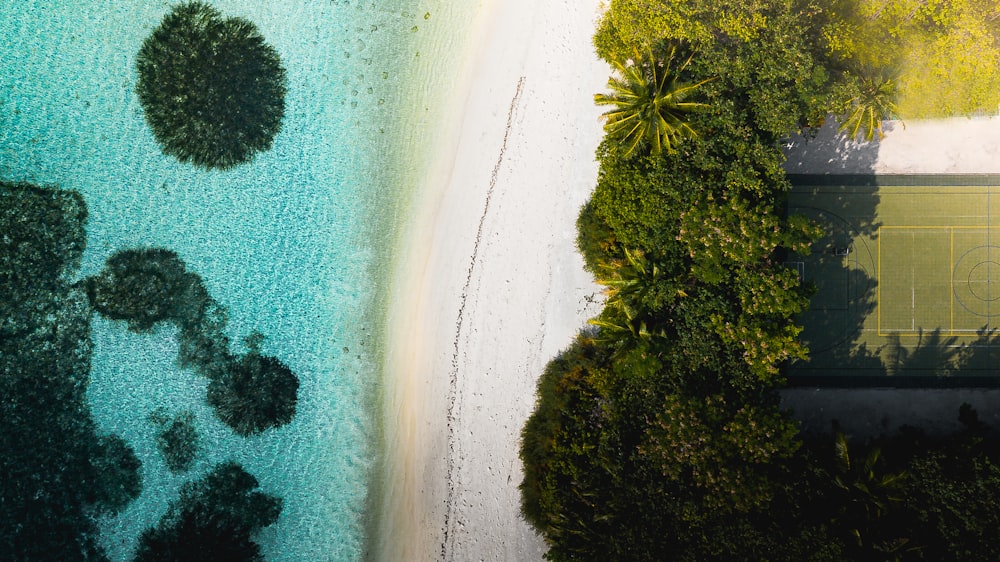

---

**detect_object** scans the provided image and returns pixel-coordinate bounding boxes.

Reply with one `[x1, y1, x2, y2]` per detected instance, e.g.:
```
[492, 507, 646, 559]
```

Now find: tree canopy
[820, 0, 1000, 118]
[594, 43, 710, 156]
[519, 0, 1000, 559]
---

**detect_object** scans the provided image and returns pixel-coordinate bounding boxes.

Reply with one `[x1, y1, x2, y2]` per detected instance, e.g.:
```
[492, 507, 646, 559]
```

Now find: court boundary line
[878, 225, 1000, 336]
[787, 174, 1000, 385]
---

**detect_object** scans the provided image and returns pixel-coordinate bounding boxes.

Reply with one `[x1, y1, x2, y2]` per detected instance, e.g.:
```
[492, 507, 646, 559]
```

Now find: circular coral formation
[150, 409, 200, 473]
[135, 1, 287, 169]
[207, 353, 299, 436]
[133, 461, 281, 561]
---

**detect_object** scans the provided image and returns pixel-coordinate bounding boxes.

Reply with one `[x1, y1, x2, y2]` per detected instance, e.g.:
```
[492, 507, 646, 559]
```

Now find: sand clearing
[784, 117, 1000, 175]
[377, 0, 608, 559]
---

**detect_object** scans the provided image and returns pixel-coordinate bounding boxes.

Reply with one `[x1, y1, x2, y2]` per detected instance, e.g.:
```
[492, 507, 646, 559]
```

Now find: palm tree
[595, 44, 711, 156]
[589, 249, 684, 347]
[837, 67, 902, 142]
[829, 431, 918, 559]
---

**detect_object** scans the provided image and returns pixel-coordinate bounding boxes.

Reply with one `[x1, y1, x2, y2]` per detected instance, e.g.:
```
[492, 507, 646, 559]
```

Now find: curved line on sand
[441, 76, 527, 561]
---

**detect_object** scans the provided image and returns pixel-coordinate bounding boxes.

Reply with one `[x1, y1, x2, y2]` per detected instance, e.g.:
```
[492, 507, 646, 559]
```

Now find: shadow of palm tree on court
[883, 329, 962, 377]
[881, 327, 1000, 379]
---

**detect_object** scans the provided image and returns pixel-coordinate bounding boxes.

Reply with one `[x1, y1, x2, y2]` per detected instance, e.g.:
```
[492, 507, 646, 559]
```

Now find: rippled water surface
[0, 1, 472, 559]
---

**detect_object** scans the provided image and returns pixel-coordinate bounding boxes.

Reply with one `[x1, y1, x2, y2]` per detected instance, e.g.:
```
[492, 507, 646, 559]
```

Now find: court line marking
[878, 225, 999, 336]
[880, 225, 1000, 229]
[877, 226, 881, 334]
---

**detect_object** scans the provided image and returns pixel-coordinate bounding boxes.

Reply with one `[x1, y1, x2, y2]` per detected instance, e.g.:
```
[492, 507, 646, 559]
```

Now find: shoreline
[376, 0, 608, 559]
[362, 2, 485, 559]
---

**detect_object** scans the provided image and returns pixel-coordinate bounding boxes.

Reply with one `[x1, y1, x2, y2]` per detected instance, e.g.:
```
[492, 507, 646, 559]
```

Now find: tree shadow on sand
[783, 120, 885, 175]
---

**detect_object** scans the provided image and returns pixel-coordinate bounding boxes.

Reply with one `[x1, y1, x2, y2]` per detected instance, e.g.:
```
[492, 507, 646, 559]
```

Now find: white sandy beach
[377, 0, 608, 560]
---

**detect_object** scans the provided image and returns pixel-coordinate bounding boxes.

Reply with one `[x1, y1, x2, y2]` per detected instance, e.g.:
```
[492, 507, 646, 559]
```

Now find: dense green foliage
[1, 182, 142, 560]
[831, 66, 901, 141]
[595, 0, 1000, 120]
[594, 43, 710, 156]
[133, 462, 281, 561]
[821, 0, 1000, 117]
[520, 1, 1000, 559]
[150, 409, 201, 473]
[87, 248, 299, 436]
[136, 1, 287, 169]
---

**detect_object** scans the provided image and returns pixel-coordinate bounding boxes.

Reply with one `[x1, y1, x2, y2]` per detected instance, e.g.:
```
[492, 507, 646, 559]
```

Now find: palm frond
[595, 43, 710, 156]
[837, 70, 902, 142]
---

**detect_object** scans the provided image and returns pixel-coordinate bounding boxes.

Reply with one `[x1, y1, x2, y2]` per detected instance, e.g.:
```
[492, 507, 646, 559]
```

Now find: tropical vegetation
[833, 67, 901, 141]
[822, 0, 1000, 118]
[519, 0, 1000, 559]
[594, 43, 710, 156]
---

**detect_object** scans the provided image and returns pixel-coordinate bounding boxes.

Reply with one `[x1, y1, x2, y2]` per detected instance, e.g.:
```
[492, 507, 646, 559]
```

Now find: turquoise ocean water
[0, 1, 472, 559]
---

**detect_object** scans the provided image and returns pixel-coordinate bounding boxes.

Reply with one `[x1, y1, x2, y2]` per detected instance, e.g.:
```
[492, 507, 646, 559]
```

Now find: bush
[575, 196, 619, 275]
[136, 1, 287, 169]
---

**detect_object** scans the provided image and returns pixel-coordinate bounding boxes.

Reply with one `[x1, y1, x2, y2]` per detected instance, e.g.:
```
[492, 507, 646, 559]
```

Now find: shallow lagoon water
[0, 1, 473, 559]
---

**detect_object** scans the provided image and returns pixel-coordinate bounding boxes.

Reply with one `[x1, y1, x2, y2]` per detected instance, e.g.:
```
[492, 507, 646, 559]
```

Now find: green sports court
[786, 175, 1000, 386]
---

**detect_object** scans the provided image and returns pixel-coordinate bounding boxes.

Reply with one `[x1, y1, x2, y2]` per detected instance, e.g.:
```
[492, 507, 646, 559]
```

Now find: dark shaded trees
[521, 0, 859, 559]
[519, 336, 630, 559]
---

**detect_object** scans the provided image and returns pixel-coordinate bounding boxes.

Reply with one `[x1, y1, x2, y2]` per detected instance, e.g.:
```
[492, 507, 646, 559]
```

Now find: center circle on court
[968, 261, 1000, 301]
[953, 246, 1000, 317]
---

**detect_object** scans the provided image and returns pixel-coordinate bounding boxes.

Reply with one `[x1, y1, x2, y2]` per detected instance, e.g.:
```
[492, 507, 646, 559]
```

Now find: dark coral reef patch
[86, 248, 299, 436]
[150, 408, 201, 473]
[136, 1, 287, 169]
[208, 351, 300, 437]
[1, 182, 142, 560]
[133, 461, 282, 561]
